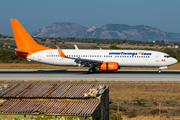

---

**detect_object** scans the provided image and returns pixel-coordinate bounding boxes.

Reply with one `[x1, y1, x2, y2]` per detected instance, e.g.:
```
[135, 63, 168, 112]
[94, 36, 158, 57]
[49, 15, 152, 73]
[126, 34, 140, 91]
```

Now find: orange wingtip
[55, 45, 67, 58]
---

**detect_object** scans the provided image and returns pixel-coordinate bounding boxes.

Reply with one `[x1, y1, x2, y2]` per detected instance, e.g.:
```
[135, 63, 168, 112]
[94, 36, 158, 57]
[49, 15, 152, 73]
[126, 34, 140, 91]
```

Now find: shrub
[15, 60, 20, 63]
[0, 60, 9, 63]
[150, 108, 160, 115]
[109, 104, 126, 111]
[127, 112, 136, 118]
[111, 113, 122, 120]
[132, 97, 146, 106]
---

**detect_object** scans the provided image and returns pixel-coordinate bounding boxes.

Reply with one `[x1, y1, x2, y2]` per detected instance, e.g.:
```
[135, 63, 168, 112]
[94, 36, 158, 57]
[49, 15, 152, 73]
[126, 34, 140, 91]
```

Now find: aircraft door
[155, 53, 159, 62]
[38, 54, 41, 61]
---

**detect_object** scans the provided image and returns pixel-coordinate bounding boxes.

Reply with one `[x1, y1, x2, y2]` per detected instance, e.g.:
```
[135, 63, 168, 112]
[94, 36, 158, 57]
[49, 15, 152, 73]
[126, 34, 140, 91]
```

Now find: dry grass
[108, 81, 180, 102]
[122, 116, 178, 120]
[0, 63, 179, 69]
[108, 81, 180, 119]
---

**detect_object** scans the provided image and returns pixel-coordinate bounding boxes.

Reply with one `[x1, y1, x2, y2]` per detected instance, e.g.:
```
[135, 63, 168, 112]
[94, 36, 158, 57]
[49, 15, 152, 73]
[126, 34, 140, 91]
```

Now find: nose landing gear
[158, 66, 167, 73]
[158, 69, 161, 73]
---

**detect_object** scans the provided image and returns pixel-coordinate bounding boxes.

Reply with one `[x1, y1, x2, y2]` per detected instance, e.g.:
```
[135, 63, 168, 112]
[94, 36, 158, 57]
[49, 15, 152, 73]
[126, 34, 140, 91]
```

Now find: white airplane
[10, 19, 178, 73]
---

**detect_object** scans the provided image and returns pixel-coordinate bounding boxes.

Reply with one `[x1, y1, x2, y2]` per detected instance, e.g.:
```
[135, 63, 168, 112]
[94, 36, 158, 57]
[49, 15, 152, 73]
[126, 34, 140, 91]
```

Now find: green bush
[132, 97, 146, 106]
[0, 60, 9, 63]
[150, 108, 160, 115]
[109, 45, 125, 50]
[127, 112, 136, 118]
[109, 104, 126, 111]
[15, 60, 20, 63]
[111, 113, 122, 120]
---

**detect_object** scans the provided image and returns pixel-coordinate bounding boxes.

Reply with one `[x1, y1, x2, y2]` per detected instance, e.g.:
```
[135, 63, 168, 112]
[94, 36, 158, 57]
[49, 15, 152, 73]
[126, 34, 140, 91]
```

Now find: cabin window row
[47, 55, 150, 58]
[67, 55, 102, 57]
[115, 56, 150, 58]
[47, 55, 102, 57]
[47, 55, 60, 57]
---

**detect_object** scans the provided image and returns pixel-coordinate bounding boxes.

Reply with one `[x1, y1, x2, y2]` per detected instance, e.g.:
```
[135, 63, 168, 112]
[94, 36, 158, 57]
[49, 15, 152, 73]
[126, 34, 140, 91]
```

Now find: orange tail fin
[10, 19, 51, 54]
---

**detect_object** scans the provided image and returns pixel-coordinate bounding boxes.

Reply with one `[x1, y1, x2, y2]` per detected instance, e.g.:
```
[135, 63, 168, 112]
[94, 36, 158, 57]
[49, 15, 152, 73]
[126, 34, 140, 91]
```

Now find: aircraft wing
[71, 57, 103, 63]
[55, 45, 103, 66]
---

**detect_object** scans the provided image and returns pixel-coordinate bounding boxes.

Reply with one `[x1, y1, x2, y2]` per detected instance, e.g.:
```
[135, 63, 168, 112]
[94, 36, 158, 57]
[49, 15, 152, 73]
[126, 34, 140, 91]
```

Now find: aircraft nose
[173, 58, 178, 64]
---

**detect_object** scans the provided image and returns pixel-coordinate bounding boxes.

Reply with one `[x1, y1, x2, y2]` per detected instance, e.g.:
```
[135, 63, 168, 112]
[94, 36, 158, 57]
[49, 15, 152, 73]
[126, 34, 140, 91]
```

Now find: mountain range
[30, 22, 180, 42]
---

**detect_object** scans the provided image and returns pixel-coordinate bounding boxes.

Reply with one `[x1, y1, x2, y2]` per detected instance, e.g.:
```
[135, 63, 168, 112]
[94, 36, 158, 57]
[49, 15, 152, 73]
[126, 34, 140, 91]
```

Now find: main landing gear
[89, 67, 97, 73]
[158, 69, 161, 73]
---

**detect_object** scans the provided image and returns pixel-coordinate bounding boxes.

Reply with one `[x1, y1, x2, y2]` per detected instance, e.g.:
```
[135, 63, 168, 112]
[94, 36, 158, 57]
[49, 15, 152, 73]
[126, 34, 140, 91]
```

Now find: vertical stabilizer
[10, 19, 51, 53]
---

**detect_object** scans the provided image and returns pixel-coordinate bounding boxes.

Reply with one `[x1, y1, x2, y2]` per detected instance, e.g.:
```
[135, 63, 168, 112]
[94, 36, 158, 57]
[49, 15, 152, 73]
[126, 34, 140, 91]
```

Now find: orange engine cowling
[99, 62, 119, 71]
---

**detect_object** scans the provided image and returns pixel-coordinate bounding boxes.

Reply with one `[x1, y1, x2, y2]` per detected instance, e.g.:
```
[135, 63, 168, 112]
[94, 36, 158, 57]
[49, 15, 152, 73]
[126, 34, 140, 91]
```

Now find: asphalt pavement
[0, 69, 180, 81]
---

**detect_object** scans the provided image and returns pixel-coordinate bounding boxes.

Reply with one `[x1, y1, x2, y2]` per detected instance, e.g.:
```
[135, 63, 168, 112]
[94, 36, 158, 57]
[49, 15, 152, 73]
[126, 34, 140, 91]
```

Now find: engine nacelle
[99, 62, 119, 71]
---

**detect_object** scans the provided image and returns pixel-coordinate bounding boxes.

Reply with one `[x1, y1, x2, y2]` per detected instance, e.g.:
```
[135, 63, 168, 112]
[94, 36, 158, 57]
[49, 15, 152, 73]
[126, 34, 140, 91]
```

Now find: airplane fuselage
[27, 49, 177, 68]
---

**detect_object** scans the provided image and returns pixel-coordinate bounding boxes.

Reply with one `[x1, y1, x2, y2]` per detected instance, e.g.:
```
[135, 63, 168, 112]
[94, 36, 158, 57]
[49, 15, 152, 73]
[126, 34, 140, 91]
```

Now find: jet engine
[99, 62, 119, 71]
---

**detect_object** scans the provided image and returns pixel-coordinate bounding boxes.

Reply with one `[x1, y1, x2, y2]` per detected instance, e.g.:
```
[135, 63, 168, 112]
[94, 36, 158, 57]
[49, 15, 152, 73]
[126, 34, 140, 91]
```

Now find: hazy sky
[1, 0, 180, 35]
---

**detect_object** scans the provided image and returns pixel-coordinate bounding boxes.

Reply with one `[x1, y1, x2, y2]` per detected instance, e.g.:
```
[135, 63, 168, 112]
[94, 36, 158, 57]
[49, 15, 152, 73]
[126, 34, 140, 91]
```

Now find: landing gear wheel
[158, 69, 161, 73]
[89, 68, 93, 73]
[89, 68, 96, 73]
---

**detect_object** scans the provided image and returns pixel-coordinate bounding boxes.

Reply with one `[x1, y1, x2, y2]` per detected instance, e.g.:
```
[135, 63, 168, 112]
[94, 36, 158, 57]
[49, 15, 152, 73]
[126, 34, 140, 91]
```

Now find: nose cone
[173, 58, 178, 64]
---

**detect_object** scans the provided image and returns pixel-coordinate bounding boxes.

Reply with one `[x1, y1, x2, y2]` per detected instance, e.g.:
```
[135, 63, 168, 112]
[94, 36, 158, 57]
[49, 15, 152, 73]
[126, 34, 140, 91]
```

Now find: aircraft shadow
[0, 70, 179, 74]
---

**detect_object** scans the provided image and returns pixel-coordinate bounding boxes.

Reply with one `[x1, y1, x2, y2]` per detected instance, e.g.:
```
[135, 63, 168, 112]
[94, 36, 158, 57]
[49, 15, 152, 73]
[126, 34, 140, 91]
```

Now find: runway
[0, 69, 180, 81]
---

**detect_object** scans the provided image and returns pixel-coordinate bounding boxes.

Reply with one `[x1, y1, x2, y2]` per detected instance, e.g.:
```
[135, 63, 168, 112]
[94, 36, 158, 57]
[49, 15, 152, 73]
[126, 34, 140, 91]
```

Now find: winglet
[74, 45, 79, 50]
[55, 45, 67, 58]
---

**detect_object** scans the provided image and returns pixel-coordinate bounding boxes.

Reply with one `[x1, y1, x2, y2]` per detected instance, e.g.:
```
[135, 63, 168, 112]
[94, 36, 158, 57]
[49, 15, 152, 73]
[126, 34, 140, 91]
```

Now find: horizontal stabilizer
[15, 51, 28, 54]
[15, 50, 28, 58]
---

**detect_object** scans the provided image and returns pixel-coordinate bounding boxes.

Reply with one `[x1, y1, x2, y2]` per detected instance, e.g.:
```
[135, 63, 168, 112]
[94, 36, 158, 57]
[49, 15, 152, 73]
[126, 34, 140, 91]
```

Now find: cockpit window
[164, 55, 171, 58]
